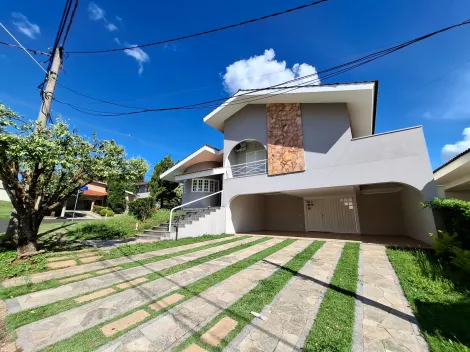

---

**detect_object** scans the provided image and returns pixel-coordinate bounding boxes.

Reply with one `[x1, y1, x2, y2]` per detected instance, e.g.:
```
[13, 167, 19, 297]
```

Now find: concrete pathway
[6, 237, 259, 313]
[95, 240, 312, 352]
[16, 238, 284, 351]
[2, 236, 237, 287]
[226, 241, 344, 352]
[354, 244, 428, 352]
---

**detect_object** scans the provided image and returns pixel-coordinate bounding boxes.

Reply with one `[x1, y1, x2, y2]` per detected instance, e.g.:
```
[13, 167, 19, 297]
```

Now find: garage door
[305, 197, 357, 233]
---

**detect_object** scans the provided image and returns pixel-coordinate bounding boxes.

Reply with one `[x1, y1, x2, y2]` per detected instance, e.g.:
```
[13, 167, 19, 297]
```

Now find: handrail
[168, 190, 223, 232]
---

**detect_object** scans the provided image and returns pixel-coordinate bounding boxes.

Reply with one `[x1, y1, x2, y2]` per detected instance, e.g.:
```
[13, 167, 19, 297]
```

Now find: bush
[92, 205, 106, 214]
[424, 198, 470, 250]
[128, 198, 154, 221]
[99, 208, 114, 217]
[430, 230, 460, 258]
[451, 248, 470, 274]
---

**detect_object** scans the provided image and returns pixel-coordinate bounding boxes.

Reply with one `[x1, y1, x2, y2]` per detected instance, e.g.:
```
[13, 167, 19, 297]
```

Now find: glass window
[192, 179, 197, 192]
[197, 179, 204, 192]
[204, 179, 209, 192]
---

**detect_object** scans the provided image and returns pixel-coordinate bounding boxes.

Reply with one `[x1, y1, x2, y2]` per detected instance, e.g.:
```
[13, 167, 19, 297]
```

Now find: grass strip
[7, 236, 259, 329]
[0, 234, 231, 281]
[388, 248, 470, 352]
[175, 240, 324, 352]
[42, 239, 295, 352]
[0, 234, 238, 300]
[303, 242, 359, 352]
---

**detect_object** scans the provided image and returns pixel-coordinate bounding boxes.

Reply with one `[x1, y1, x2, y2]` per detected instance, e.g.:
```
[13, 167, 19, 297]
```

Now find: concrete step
[143, 230, 172, 236]
[152, 225, 175, 231]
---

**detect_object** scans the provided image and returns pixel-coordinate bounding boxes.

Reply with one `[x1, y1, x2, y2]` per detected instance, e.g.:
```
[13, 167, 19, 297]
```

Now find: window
[246, 149, 267, 163]
[340, 197, 354, 210]
[191, 179, 219, 193]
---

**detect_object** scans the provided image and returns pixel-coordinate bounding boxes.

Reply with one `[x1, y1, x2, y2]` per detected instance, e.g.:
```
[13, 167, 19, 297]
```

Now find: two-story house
[161, 81, 437, 244]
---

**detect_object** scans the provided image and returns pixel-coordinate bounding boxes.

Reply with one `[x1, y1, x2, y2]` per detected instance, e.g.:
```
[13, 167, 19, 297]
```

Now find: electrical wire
[53, 17, 470, 118]
[67, 0, 329, 54]
[0, 41, 50, 56]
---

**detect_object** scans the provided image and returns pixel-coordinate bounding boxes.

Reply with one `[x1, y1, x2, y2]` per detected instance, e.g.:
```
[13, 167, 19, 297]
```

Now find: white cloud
[124, 44, 150, 75]
[105, 22, 118, 32]
[11, 13, 40, 39]
[88, 2, 105, 20]
[222, 49, 320, 94]
[114, 37, 120, 45]
[442, 127, 470, 161]
[116, 16, 123, 21]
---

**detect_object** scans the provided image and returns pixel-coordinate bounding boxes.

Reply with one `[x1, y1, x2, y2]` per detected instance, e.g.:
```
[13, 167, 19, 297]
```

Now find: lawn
[388, 248, 470, 352]
[0, 200, 13, 219]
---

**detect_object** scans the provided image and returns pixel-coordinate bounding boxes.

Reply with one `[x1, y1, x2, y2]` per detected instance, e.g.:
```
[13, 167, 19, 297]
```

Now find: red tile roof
[83, 190, 107, 197]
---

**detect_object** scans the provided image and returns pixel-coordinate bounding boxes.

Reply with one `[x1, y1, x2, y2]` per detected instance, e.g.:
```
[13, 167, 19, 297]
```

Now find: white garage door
[306, 197, 357, 233]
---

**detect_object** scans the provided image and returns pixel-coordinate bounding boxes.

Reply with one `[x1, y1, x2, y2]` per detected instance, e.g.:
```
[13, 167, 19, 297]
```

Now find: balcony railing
[227, 159, 267, 178]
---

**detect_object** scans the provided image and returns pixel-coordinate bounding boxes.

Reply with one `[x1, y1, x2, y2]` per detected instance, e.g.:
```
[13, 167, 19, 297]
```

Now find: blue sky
[1, 0, 470, 179]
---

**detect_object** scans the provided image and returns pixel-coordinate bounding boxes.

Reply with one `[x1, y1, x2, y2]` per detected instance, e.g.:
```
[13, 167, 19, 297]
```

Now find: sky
[1, 0, 470, 179]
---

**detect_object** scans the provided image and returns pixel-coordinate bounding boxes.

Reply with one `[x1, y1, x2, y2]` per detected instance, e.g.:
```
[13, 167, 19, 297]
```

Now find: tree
[128, 198, 154, 221]
[0, 104, 148, 255]
[149, 155, 180, 208]
[107, 178, 127, 213]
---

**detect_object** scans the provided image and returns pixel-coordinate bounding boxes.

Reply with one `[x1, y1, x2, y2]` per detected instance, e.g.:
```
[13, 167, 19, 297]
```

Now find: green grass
[0, 234, 232, 281]
[0, 200, 13, 219]
[43, 238, 295, 352]
[0, 234, 235, 298]
[303, 242, 360, 352]
[388, 248, 470, 352]
[6, 236, 257, 329]
[175, 241, 325, 352]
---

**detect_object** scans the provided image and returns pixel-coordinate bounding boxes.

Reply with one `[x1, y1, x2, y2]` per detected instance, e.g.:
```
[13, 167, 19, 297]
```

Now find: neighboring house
[62, 181, 108, 215]
[0, 180, 10, 202]
[434, 148, 470, 200]
[161, 81, 437, 244]
[135, 182, 150, 198]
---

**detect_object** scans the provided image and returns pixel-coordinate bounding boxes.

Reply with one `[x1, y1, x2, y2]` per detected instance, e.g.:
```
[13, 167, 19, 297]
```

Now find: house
[161, 81, 437, 244]
[434, 148, 470, 200]
[59, 181, 108, 216]
[0, 181, 10, 202]
[135, 182, 151, 198]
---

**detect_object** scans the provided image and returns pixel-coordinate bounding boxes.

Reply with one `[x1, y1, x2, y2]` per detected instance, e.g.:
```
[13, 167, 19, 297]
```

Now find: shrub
[99, 208, 114, 217]
[128, 198, 154, 221]
[430, 230, 460, 258]
[424, 198, 470, 250]
[92, 205, 106, 214]
[451, 248, 470, 274]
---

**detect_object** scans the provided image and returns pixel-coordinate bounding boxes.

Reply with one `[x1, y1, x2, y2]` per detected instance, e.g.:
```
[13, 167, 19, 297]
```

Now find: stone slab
[101, 310, 150, 337]
[149, 293, 185, 311]
[46, 256, 73, 263]
[7, 237, 259, 314]
[95, 267, 121, 275]
[75, 288, 116, 304]
[47, 260, 77, 270]
[2, 236, 239, 287]
[116, 277, 148, 289]
[184, 343, 209, 352]
[95, 240, 312, 352]
[227, 241, 344, 352]
[201, 316, 238, 346]
[80, 256, 102, 263]
[77, 251, 99, 258]
[15, 238, 280, 352]
[59, 273, 93, 284]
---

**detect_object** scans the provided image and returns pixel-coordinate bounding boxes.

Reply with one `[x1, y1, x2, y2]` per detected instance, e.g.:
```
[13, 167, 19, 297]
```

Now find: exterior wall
[181, 175, 222, 208]
[223, 103, 436, 205]
[176, 207, 226, 239]
[445, 191, 470, 201]
[87, 182, 107, 193]
[356, 192, 405, 235]
[0, 181, 10, 202]
[227, 141, 266, 167]
[400, 185, 435, 245]
[226, 194, 266, 233]
[184, 161, 221, 174]
[265, 194, 305, 232]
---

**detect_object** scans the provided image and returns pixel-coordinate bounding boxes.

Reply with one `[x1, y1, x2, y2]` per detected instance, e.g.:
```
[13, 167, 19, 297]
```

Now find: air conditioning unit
[234, 142, 247, 152]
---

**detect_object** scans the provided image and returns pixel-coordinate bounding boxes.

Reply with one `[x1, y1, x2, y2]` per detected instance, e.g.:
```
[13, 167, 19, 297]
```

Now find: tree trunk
[2, 211, 19, 249]
[16, 212, 43, 256]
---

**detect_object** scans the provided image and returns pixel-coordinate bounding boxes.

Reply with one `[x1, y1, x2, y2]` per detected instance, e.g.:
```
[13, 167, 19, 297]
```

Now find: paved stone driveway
[5, 237, 429, 352]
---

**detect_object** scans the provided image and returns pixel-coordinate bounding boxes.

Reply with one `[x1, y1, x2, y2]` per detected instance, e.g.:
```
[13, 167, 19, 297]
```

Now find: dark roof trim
[434, 148, 470, 173]
[372, 80, 379, 134]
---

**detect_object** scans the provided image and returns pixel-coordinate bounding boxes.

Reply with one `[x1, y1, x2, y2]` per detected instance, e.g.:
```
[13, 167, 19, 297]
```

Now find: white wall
[0, 181, 10, 202]
[176, 207, 226, 239]
[265, 194, 305, 231]
[226, 194, 266, 233]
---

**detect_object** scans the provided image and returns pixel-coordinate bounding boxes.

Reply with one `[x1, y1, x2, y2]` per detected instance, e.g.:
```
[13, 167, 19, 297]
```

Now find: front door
[306, 197, 357, 233]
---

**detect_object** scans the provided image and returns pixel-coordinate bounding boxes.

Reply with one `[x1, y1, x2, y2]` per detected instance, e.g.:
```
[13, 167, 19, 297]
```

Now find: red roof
[83, 190, 107, 197]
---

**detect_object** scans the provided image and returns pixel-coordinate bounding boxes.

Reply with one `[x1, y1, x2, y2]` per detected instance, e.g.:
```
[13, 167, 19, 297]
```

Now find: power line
[0, 41, 50, 56]
[54, 17, 470, 117]
[67, 0, 329, 54]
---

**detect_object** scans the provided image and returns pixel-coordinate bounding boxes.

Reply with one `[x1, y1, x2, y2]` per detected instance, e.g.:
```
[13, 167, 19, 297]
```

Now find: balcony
[227, 159, 267, 179]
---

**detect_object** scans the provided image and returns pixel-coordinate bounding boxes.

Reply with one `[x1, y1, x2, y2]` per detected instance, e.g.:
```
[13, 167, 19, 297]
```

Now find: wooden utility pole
[37, 47, 63, 128]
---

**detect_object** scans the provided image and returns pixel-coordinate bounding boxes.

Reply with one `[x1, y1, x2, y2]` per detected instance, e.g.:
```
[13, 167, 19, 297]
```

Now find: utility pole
[37, 47, 63, 128]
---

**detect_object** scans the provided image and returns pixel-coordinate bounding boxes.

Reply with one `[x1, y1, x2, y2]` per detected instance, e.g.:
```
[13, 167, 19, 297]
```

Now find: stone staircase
[136, 207, 220, 240]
